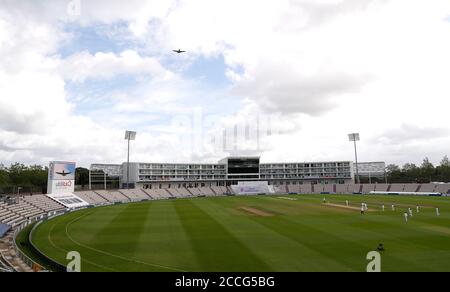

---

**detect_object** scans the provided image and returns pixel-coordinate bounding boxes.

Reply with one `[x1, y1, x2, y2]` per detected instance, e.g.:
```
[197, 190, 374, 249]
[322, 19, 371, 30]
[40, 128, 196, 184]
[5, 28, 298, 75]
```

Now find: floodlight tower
[348, 133, 360, 184]
[124, 130, 137, 189]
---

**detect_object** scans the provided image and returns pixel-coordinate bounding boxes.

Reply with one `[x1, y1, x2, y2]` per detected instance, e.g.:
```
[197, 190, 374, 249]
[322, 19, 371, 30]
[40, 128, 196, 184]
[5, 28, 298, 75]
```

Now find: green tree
[0, 169, 11, 189]
[437, 155, 450, 182]
[75, 167, 89, 187]
[386, 164, 402, 183]
[386, 164, 400, 173]
[440, 155, 450, 167]
[0, 163, 48, 194]
[402, 163, 416, 171]
[419, 157, 436, 183]
[421, 157, 434, 169]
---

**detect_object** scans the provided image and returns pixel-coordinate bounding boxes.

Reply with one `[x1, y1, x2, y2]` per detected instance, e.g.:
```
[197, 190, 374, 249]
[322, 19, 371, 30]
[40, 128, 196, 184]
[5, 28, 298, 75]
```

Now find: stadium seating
[362, 184, 376, 193]
[95, 190, 129, 202]
[312, 184, 323, 194]
[199, 187, 215, 196]
[435, 184, 450, 194]
[374, 184, 389, 192]
[210, 187, 224, 196]
[389, 184, 404, 192]
[155, 189, 172, 199]
[0, 195, 65, 227]
[119, 189, 150, 201]
[229, 186, 236, 194]
[287, 184, 301, 194]
[178, 188, 194, 198]
[273, 185, 286, 194]
[300, 184, 313, 194]
[141, 189, 156, 199]
[142, 189, 170, 199]
[74, 191, 109, 205]
[403, 184, 420, 192]
[219, 186, 229, 194]
[335, 184, 349, 194]
[187, 188, 202, 196]
[323, 184, 334, 193]
[64, 182, 450, 209]
[348, 184, 363, 193]
[418, 184, 435, 192]
[6, 181, 450, 235]
[165, 188, 179, 197]
[21, 195, 65, 213]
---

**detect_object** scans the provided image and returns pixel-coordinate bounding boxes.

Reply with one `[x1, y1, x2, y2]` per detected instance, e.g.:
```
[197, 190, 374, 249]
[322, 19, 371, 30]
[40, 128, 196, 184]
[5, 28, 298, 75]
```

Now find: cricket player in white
[404, 213, 408, 222]
[382, 205, 385, 212]
[408, 208, 413, 217]
[436, 208, 440, 216]
[392, 205, 395, 211]
[346, 200, 349, 206]
[416, 206, 420, 213]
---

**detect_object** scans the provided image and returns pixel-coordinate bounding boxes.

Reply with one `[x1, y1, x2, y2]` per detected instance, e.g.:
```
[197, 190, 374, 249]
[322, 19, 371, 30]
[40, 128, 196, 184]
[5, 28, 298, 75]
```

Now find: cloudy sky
[1, 0, 450, 168]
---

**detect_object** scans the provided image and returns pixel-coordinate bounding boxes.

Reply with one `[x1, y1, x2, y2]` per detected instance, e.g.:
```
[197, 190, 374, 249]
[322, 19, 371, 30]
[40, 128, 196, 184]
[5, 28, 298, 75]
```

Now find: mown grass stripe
[64, 209, 186, 272]
[193, 197, 351, 271]
[28, 194, 450, 272]
[174, 199, 272, 271]
[132, 200, 199, 271]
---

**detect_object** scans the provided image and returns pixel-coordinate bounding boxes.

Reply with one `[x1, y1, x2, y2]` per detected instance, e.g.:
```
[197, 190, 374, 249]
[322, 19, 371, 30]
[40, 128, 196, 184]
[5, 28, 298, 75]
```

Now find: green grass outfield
[29, 194, 450, 272]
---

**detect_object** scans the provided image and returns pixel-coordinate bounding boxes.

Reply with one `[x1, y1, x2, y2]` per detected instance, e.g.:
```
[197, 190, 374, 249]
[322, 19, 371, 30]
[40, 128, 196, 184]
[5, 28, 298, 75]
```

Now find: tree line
[0, 163, 89, 195]
[385, 156, 450, 184]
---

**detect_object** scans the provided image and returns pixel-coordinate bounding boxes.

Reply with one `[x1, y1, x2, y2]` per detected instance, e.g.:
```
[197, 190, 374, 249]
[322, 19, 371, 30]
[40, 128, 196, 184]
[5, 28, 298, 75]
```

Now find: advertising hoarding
[47, 161, 76, 194]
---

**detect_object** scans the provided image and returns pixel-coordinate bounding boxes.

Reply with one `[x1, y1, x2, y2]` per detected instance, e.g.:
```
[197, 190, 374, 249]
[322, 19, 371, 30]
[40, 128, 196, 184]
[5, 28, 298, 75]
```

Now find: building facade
[91, 157, 354, 189]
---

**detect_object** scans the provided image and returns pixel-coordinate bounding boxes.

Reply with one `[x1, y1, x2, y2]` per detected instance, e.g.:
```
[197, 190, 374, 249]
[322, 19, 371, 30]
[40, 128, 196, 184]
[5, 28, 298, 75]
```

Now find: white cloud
[1, 0, 450, 168]
[60, 50, 173, 82]
[0, 2, 180, 167]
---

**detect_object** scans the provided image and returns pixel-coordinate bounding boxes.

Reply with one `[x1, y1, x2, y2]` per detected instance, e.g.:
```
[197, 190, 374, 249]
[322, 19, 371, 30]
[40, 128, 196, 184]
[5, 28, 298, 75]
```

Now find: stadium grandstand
[0, 179, 449, 271]
[2, 183, 449, 227]
[0, 156, 449, 272]
[3, 182, 449, 226]
[91, 156, 355, 189]
[0, 195, 67, 272]
[72, 182, 450, 202]
[1, 182, 449, 238]
[0, 196, 65, 228]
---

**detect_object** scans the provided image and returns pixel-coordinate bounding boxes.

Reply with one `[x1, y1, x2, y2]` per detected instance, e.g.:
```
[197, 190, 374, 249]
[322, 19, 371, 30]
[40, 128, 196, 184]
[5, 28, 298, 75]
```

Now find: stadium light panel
[348, 133, 360, 142]
[125, 131, 136, 140]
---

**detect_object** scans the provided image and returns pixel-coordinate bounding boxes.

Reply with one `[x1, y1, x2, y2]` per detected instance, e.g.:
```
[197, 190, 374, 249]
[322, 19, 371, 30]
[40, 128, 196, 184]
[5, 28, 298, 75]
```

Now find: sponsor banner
[231, 181, 272, 195]
[47, 193, 89, 209]
[49, 180, 75, 194]
[48, 161, 76, 194]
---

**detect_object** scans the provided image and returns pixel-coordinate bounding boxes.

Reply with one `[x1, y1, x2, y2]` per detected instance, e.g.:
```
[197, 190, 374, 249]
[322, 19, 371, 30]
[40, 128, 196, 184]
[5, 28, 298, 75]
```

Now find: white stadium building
[90, 156, 355, 189]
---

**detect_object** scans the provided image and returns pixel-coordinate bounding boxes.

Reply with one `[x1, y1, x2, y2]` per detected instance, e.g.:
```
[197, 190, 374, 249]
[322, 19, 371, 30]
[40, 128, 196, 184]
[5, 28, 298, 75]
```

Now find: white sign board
[231, 181, 271, 195]
[47, 161, 76, 194]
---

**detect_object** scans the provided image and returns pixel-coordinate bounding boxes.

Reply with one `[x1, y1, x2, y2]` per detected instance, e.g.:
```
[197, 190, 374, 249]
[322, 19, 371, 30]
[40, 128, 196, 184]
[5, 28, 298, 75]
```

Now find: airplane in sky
[56, 170, 72, 176]
[173, 49, 186, 54]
